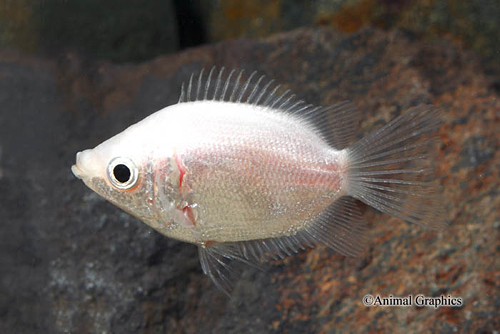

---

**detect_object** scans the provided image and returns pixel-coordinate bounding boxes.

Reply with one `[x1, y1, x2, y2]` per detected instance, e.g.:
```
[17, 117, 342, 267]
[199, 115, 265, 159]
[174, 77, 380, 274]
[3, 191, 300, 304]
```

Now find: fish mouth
[71, 151, 85, 179]
[71, 164, 84, 179]
[71, 149, 104, 182]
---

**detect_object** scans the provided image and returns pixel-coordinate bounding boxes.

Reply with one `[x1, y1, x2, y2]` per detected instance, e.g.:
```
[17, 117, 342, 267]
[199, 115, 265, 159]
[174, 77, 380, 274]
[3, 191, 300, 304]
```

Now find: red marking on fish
[182, 206, 196, 227]
[173, 151, 186, 188]
[204, 240, 217, 247]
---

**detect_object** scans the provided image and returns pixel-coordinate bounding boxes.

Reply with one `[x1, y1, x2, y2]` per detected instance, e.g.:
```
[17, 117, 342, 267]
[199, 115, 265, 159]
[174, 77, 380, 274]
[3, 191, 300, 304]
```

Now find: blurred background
[1, 0, 499, 69]
[0, 1, 498, 333]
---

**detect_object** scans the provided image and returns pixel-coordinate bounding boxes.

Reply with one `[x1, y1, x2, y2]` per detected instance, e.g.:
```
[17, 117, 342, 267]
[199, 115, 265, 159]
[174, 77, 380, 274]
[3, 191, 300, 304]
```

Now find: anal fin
[198, 197, 367, 296]
[304, 196, 368, 257]
[225, 197, 367, 263]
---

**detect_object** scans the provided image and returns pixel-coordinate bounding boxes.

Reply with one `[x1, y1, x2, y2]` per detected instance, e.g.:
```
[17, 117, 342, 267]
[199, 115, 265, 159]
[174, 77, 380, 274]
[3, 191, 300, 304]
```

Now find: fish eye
[107, 157, 138, 190]
[113, 164, 131, 183]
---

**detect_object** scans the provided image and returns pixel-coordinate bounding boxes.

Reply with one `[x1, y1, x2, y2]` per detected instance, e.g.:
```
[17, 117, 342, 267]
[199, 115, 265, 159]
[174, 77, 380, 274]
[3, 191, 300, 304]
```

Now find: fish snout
[71, 149, 94, 180]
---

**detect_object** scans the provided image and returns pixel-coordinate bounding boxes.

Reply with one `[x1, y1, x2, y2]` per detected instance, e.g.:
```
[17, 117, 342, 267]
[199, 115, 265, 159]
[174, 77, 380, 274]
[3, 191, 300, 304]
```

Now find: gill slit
[173, 150, 197, 229]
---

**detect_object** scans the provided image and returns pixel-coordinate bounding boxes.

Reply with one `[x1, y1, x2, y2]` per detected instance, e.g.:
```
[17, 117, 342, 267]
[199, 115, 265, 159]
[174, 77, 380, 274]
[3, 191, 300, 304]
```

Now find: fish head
[71, 126, 161, 222]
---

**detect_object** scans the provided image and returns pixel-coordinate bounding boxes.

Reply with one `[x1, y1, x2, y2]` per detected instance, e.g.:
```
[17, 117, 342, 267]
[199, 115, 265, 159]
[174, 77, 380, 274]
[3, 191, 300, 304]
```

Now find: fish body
[72, 68, 444, 294]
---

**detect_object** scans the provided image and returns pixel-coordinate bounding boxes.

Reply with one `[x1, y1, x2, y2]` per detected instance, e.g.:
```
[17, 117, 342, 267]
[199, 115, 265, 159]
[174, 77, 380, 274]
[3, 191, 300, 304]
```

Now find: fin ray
[346, 105, 446, 228]
[305, 101, 360, 150]
[178, 68, 360, 150]
[198, 243, 263, 297]
[304, 197, 368, 257]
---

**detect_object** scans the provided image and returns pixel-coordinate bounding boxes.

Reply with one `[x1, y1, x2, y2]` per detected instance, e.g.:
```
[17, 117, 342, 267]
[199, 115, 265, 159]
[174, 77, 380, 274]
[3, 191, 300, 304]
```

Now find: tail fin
[345, 105, 446, 228]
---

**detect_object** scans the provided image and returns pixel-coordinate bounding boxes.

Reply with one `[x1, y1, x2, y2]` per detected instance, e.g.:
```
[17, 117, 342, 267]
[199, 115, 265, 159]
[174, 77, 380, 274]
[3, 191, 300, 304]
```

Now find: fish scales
[171, 103, 345, 242]
[72, 68, 445, 295]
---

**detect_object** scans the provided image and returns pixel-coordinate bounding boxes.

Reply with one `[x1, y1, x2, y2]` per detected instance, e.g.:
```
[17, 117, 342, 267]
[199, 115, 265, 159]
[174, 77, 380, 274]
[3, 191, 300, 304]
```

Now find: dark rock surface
[0, 28, 498, 333]
[1, 0, 180, 62]
[199, 0, 500, 69]
[3, 0, 500, 69]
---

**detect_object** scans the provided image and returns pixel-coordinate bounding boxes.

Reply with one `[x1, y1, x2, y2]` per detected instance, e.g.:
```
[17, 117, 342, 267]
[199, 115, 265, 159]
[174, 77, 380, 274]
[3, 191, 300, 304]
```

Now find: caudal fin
[345, 105, 446, 228]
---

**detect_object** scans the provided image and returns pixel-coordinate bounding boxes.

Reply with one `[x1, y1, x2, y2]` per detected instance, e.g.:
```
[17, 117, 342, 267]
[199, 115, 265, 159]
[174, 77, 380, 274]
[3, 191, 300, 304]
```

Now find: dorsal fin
[178, 67, 308, 113]
[305, 101, 360, 150]
[178, 67, 360, 150]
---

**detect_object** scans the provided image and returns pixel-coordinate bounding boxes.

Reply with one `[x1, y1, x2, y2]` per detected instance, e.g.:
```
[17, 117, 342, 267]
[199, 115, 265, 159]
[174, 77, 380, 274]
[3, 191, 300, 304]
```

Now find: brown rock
[0, 27, 498, 333]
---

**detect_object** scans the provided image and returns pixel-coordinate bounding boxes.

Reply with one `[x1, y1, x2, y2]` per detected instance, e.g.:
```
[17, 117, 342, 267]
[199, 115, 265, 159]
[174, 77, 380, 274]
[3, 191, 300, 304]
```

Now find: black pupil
[113, 164, 131, 183]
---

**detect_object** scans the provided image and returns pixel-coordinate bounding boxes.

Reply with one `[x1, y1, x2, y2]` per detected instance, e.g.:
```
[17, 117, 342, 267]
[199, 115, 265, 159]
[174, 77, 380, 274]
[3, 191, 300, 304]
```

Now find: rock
[1, 0, 179, 62]
[0, 27, 498, 333]
[198, 0, 500, 69]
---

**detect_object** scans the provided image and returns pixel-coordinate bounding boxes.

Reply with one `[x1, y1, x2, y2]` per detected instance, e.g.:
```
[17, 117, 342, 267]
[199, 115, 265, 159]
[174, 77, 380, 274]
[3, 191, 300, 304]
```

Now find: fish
[71, 67, 445, 295]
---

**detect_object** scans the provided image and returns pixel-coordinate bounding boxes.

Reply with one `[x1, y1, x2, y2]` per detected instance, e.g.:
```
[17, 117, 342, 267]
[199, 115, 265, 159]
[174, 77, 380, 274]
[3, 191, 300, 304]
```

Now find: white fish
[72, 68, 444, 295]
